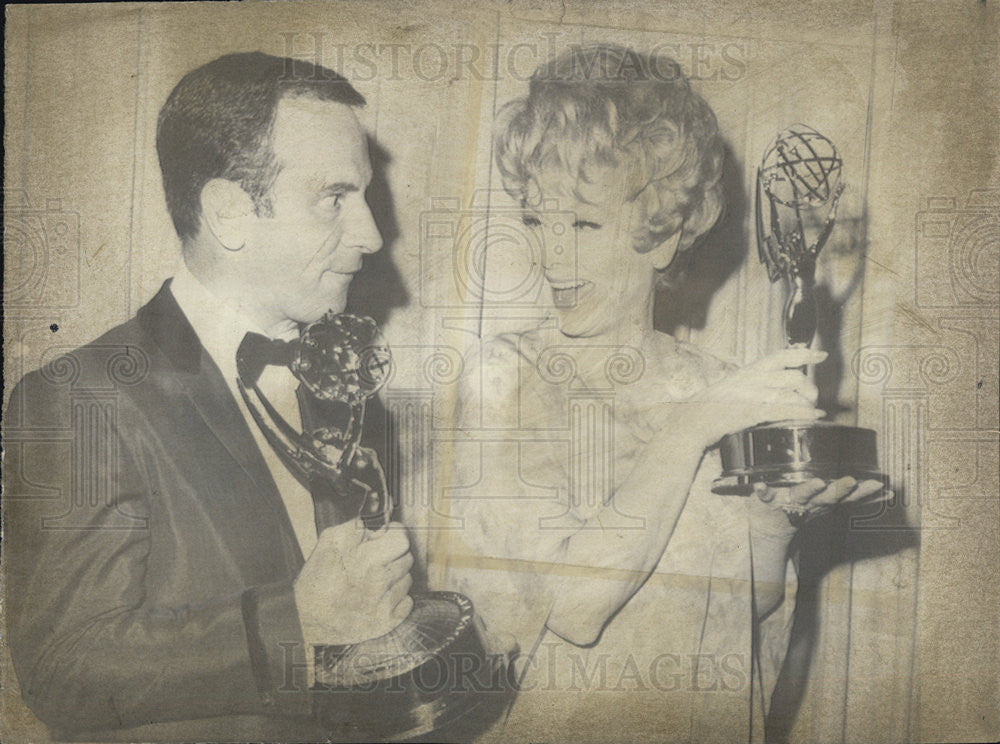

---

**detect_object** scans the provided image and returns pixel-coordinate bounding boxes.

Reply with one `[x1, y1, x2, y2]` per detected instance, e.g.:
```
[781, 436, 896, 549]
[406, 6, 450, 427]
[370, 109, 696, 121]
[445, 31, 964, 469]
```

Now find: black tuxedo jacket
[4, 281, 328, 740]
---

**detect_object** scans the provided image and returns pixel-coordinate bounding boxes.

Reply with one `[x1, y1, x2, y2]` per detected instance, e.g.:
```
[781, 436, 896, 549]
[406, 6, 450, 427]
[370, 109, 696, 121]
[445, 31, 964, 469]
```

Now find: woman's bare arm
[545, 428, 707, 645]
[544, 348, 832, 645]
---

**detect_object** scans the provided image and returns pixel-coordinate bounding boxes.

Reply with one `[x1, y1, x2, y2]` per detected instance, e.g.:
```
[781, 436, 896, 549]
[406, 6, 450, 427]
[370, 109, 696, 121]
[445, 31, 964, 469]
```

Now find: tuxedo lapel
[184, 352, 282, 511]
[138, 282, 303, 562]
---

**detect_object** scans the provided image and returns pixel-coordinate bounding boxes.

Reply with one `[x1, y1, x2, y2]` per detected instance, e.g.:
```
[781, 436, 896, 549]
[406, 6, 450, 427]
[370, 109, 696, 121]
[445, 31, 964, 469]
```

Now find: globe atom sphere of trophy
[760, 123, 843, 210]
[714, 125, 882, 499]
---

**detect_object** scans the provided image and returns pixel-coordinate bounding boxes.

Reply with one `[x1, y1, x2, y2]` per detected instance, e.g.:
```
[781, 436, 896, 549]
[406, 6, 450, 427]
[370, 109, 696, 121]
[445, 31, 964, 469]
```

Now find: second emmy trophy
[237, 314, 497, 741]
[713, 125, 881, 496]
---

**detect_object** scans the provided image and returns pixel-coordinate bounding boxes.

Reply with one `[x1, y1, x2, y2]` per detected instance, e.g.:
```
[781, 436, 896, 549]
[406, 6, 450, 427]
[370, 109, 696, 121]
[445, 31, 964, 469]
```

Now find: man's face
[239, 95, 382, 332]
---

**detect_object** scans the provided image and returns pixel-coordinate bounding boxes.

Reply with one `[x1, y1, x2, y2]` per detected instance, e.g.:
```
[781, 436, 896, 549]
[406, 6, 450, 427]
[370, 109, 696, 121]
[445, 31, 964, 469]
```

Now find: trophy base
[712, 421, 882, 496]
[312, 591, 510, 742]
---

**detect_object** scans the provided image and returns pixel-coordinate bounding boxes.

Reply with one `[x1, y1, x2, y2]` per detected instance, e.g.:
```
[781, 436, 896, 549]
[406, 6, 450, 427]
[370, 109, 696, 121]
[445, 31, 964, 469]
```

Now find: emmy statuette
[237, 314, 501, 741]
[713, 125, 882, 497]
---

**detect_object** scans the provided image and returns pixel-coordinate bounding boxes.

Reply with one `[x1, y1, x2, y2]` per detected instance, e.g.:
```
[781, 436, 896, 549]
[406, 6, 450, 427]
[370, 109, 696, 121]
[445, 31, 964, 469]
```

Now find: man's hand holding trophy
[236, 313, 498, 741]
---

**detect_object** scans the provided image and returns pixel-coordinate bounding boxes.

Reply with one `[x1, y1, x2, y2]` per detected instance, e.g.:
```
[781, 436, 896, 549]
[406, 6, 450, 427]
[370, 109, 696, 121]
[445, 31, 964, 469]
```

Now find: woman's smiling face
[521, 164, 672, 340]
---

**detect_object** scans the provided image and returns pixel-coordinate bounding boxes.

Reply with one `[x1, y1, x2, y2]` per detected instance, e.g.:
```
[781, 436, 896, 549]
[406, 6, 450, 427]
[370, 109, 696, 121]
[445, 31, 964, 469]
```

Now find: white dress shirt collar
[170, 263, 273, 392]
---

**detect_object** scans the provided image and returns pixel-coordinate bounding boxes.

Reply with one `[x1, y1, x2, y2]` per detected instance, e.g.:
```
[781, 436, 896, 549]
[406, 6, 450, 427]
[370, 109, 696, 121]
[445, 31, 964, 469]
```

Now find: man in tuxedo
[4, 52, 413, 740]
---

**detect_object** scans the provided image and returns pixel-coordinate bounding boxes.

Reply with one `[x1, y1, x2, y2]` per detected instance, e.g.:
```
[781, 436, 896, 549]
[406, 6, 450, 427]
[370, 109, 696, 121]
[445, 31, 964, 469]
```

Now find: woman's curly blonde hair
[494, 44, 725, 268]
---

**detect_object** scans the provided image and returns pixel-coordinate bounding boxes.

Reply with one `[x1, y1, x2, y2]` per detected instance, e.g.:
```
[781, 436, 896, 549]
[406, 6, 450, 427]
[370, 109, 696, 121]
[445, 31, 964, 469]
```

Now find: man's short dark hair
[156, 51, 365, 241]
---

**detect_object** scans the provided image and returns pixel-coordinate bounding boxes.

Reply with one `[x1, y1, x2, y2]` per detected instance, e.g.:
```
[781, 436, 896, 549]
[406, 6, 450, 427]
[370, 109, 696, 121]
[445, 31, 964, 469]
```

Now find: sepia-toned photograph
[2, 2, 997, 742]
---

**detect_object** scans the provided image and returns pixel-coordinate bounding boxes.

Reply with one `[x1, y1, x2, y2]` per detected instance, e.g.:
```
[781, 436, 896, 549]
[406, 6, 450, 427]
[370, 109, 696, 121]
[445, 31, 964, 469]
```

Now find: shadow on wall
[351, 135, 405, 550]
[348, 137, 409, 328]
[814, 209, 870, 419]
[768, 505, 920, 742]
[654, 140, 747, 336]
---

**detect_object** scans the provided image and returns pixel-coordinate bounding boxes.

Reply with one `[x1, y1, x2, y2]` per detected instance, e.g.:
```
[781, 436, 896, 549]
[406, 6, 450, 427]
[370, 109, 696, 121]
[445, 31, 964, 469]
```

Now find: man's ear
[648, 229, 683, 271]
[199, 178, 256, 252]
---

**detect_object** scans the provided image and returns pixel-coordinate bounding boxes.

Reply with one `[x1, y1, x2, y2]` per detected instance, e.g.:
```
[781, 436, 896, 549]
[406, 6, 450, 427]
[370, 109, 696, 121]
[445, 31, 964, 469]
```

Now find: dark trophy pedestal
[713, 125, 882, 496]
[713, 422, 880, 496]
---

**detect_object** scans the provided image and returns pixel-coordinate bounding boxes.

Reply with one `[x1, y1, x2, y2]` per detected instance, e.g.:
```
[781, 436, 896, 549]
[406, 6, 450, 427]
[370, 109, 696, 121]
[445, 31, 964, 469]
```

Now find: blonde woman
[437, 44, 882, 743]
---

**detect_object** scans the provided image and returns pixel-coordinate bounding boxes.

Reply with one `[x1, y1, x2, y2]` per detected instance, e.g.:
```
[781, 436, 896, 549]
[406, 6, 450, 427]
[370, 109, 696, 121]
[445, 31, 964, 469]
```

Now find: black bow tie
[236, 331, 298, 386]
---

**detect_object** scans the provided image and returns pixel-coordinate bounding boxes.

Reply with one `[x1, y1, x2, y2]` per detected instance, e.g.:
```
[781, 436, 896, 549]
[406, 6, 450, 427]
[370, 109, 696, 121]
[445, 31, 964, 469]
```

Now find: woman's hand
[747, 477, 887, 618]
[656, 347, 828, 453]
[750, 476, 888, 542]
